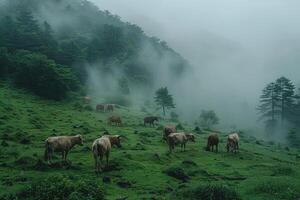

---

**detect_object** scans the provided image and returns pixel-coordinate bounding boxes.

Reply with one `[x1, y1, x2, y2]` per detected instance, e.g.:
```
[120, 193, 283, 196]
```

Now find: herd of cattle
[44, 104, 240, 173]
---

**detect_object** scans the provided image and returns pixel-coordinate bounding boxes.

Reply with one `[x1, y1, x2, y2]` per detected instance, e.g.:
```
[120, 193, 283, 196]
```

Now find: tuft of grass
[271, 165, 294, 176]
[172, 184, 241, 200]
[164, 166, 189, 182]
[253, 180, 300, 200]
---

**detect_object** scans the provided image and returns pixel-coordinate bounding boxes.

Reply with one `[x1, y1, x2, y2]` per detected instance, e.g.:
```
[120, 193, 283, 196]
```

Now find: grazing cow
[163, 125, 177, 141]
[144, 116, 158, 126]
[82, 96, 91, 104]
[167, 132, 195, 152]
[205, 133, 219, 153]
[226, 133, 239, 153]
[106, 104, 114, 112]
[92, 135, 122, 172]
[108, 116, 122, 126]
[44, 135, 83, 163]
[96, 104, 105, 112]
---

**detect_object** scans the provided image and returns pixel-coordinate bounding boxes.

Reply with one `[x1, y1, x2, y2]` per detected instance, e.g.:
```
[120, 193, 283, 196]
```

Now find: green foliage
[0, 0, 189, 94]
[154, 87, 175, 116]
[258, 77, 299, 130]
[170, 111, 179, 122]
[199, 110, 219, 129]
[173, 184, 241, 200]
[12, 51, 79, 100]
[17, 175, 104, 200]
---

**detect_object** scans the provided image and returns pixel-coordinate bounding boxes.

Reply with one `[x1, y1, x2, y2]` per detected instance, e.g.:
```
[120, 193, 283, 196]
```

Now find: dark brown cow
[144, 116, 158, 126]
[205, 133, 219, 153]
[96, 104, 105, 112]
[163, 125, 177, 141]
[106, 104, 114, 112]
[108, 116, 122, 126]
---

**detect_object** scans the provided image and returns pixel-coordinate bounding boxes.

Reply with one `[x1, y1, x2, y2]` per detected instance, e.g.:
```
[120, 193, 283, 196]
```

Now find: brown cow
[106, 104, 114, 112]
[144, 116, 158, 126]
[96, 104, 105, 112]
[163, 125, 177, 141]
[108, 116, 122, 126]
[205, 133, 219, 153]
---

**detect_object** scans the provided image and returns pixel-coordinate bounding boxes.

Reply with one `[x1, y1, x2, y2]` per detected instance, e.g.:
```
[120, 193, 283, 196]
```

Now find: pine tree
[257, 82, 280, 123]
[15, 8, 42, 51]
[276, 77, 297, 124]
[154, 87, 175, 116]
[41, 21, 58, 59]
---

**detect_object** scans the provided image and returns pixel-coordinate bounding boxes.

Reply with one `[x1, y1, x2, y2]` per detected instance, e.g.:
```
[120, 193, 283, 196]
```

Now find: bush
[164, 166, 189, 182]
[17, 175, 104, 200]
[173, 184, 241, 200]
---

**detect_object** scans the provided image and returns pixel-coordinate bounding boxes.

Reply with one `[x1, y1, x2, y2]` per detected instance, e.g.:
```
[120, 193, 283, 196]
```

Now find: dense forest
[0, 0, 189, 100]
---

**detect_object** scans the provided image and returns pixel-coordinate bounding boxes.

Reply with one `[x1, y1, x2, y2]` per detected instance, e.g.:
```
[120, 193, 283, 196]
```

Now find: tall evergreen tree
[154, 87, 175, 116]
[257, 82, 280, 123]
[40, 21, 58, 59]
[15, 9, 42, 51]
[275, 76, 297, 124]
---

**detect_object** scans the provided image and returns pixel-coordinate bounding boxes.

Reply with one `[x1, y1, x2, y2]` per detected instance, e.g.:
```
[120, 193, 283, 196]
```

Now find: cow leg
[94, 155, 98, 173]
[216, 145, 218, 153]
[106, 152, 110, 167]
[99, 154, 103, 170]
[65, 151, 69, 161]
[49, 149, 53, 163]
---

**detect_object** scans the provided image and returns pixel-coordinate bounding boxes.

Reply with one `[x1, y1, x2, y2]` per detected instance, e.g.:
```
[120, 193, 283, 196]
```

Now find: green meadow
[0, 83, 300, 200]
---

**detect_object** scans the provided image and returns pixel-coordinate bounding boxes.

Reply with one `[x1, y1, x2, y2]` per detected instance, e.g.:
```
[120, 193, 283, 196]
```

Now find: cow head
[111, 135, 122, 148]
[186, 133, 195, 142]
[76, 134, 84, 145]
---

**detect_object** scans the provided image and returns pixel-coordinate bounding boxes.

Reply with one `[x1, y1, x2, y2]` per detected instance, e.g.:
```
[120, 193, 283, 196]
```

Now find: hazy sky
[90, 0, 300, 129]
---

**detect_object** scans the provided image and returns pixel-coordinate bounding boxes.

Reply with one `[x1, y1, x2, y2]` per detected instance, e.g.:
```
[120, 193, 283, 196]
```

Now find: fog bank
[90, 0, 300, 131]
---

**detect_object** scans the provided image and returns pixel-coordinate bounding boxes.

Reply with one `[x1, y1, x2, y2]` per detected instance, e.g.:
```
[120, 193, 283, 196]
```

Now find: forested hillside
[0, 0, 189, 100]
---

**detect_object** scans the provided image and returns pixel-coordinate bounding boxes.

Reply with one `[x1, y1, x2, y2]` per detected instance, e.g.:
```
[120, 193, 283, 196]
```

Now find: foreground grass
[0, 83, 300, 200]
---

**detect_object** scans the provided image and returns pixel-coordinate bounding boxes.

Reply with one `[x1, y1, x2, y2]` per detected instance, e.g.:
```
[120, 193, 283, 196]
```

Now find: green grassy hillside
[0, 83, 300, 200]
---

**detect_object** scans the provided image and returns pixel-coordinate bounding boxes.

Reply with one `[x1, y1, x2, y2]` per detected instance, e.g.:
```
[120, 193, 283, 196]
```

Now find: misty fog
[90, 0, 300, 133]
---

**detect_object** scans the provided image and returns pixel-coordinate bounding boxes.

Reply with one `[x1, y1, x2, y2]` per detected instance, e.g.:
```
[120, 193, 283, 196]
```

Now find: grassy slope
[0, 83, 300, 200]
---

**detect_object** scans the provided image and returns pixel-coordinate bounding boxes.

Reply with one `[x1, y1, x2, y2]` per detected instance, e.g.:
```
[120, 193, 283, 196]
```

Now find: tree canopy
[154, 87, 175, 116]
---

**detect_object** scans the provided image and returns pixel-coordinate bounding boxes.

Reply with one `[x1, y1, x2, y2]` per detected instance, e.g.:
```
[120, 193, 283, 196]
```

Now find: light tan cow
[92, 135, 122, 172]
[227, 133, 239, 153]
[44, 135, 83, 163]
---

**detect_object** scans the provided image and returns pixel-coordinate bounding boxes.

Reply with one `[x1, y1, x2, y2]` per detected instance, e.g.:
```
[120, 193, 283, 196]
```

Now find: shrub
[176, 123, 184, 130]
[17, 175, 104, 200]
[173, 184, 240, 200]
[164, 166, 189, 182]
